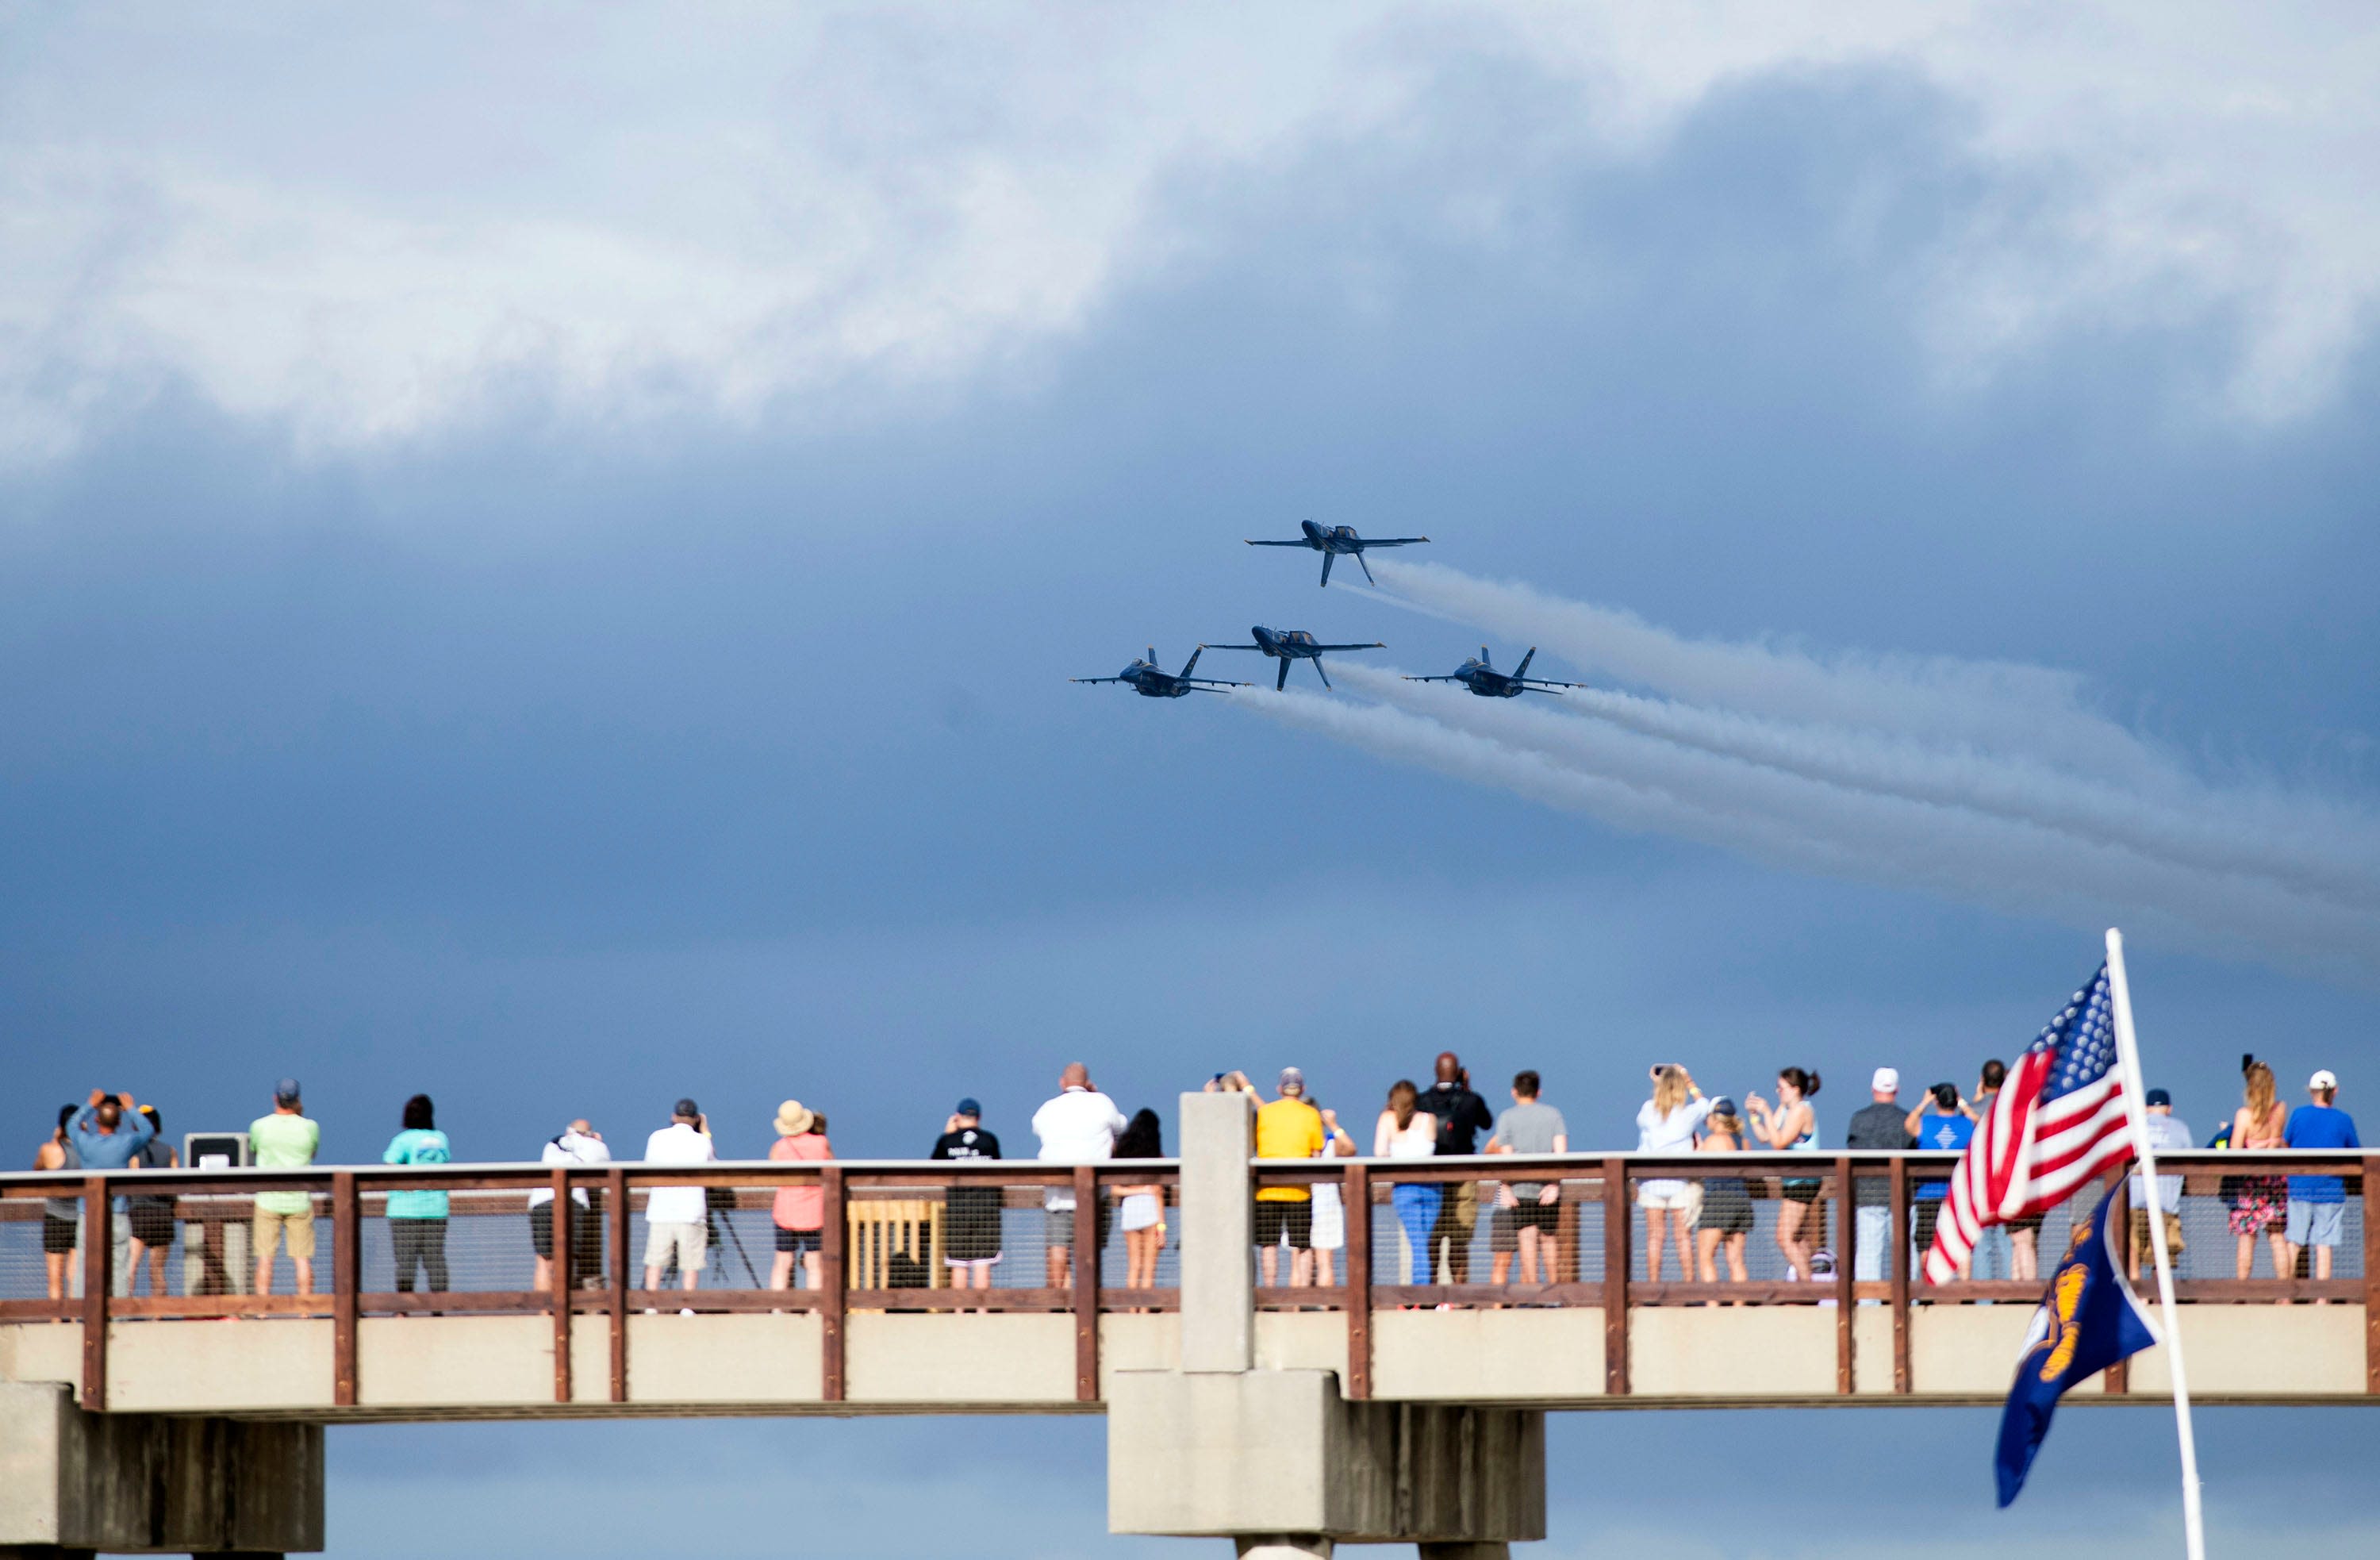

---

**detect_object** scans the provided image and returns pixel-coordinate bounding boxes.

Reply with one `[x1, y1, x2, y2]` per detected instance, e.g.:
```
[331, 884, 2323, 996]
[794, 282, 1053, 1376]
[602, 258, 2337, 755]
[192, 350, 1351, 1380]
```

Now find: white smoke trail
[1372, 558, 2176, 786]
[1502, 679, 2378, 913]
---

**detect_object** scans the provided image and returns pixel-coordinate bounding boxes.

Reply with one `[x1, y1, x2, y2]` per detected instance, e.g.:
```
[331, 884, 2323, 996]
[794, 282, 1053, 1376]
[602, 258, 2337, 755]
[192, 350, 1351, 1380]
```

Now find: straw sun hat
[773, 1099, 816, 1136]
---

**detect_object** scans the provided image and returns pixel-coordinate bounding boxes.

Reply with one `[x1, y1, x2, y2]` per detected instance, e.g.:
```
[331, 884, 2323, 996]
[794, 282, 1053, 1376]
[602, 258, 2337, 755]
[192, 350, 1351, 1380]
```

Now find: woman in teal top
[382, 1095, 452, 1293]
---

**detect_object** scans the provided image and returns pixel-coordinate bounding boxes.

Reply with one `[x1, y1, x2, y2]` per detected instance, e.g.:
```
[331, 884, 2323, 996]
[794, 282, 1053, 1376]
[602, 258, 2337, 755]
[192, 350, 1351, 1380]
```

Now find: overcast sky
[6, 6, 2377, 1557]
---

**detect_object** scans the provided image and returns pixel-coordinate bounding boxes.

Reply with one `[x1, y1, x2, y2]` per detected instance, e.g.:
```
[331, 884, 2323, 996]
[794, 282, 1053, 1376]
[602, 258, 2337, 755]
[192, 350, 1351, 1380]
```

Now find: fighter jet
[1404, 647, 1583, 697]
[1201, 626, 1386, 691]
[1071, 646, 1248, 698]
[1246, 521, 1430, 586]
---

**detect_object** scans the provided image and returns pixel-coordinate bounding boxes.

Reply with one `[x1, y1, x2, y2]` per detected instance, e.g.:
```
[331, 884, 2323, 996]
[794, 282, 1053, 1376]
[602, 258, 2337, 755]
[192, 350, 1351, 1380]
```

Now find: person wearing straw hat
[768, 1100, 833, 1291]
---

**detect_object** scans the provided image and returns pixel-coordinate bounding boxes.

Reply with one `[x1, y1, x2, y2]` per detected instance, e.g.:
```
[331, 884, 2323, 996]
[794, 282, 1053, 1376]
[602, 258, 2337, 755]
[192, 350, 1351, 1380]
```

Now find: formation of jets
[1073, 528, 1586, 700]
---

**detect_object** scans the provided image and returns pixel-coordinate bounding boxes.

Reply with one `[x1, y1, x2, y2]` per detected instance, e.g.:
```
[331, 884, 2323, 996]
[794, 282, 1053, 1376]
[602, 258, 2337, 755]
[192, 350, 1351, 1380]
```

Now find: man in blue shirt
[1911, 1084, 1975, 1276]
[71, 1089, 158, 1172]
[2283, 1069, 2361, 1286]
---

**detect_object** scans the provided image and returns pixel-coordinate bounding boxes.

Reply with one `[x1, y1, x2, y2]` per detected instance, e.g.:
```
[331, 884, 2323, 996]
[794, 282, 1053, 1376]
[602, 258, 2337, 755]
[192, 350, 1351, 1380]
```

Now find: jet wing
[1244, 539, 1312, 547]
[1069, 676, 1130, 684]
[1182, 679, 1251, 690]
[1198, 642, 1265, 650]
[1360, 536, 1429, 547]
[1305, 642, 1386, 651]
[1518, 678, 1587, 690]
[1402, 674, 1464, 682]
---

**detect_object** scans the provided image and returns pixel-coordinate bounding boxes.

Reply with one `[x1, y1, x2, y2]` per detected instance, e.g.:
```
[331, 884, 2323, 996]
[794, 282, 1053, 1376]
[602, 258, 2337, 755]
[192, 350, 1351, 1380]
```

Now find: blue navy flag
[1996, 1180, 2159, 1507]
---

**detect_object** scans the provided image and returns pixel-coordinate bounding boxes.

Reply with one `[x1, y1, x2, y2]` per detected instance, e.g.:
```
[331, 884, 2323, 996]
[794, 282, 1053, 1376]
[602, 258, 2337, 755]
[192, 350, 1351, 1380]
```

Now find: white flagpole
[2105, 928, 2205, 1560]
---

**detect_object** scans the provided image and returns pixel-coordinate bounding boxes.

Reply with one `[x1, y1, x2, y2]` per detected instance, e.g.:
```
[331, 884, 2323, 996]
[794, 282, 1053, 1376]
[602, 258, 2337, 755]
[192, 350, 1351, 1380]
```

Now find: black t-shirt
[1846, 1101, 1916, 1206]
[931, 1128, 1001, 1161]
[1418, 1083, 1494, 1155]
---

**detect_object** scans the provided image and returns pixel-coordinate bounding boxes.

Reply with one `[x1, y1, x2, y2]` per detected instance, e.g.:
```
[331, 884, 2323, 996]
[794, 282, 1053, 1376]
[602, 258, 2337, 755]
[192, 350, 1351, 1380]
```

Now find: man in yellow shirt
[1254, 1067, 1326, 1287]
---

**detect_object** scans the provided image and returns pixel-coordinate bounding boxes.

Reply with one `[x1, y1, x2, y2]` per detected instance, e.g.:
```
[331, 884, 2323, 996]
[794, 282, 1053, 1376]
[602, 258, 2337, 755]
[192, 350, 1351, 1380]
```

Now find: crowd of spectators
[20, 1052, 2361, 1302]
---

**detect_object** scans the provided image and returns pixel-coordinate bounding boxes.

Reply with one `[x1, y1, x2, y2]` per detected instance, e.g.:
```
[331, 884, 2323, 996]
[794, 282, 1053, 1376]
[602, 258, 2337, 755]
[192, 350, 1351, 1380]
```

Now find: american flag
[1924, 963, 2136, 1285]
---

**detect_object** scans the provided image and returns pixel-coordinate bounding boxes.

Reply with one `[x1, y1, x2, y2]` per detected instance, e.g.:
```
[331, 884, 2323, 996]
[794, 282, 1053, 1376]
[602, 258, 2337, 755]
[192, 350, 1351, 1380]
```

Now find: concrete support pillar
[1235, 1538, 1331, 1560]
[1179, 1090, 1255, 1374]
[0, 1383, 321, 1555]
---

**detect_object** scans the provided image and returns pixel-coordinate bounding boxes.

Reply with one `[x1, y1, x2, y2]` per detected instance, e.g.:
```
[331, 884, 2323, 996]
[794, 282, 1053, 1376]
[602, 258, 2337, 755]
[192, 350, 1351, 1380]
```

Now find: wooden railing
[2, 1151, 2369, 1409]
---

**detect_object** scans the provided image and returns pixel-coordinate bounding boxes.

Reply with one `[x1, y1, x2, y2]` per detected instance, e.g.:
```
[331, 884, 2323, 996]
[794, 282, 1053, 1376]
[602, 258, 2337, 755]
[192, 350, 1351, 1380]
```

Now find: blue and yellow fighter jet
[1403, 646, 1583, 697]
[1201, 626, 1387, 691]
[1071, 647, 1248, 698]
[1245, 521, 1430, 586]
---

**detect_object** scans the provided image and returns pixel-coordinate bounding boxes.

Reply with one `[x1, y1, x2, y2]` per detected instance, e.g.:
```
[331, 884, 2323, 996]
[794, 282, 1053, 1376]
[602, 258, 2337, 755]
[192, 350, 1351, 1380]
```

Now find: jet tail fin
[1276, 657, 1290, 692]
[1319, 552, 1334, 588]
[1180, 646, 1203, 679]
[1356, 551, 1376, 586]
[1513, 647, 1537, 680]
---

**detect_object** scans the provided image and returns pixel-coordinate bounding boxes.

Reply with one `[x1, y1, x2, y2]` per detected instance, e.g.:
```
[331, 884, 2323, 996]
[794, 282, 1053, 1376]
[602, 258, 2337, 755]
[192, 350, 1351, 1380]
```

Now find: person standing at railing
[768, 1101, 831, 1292]
[1375, 1082, 1440, 1287]
[643, 1099, 716, 1303]
[2227, 1059, 2290, 1284]
[1254, 1069, 1326, 1289]
[1834, 1068, 1906, 1290]
[2124, 1089, 2193, 1285]
[2282, 1070, 2359, 1298]
[36, 1105, 79, 1302]
[383, 1095, 452, 1294]
[932, 1099, 1004, 1296]
[70, 1091, 156, 1298]
[126, 1105, 180, 1297]
[1745, 1067, 1825, 1283]
[1488, 1071, 1568, 1287]
[251, 1079, 321, 1297]
[529, 1120, 610, 1293]
[1307, 1105, 1357, 1288]
[1417, 1054, 1492, 1287]
[1033, 1064, 1127, 1289]
[1694, 1099, 1752, 1293]
[1966, 1059, 2012, 1282]
[1910, 1084, 1975, 1278]
[1636, 1067, 1710, 1283]
[1112, 1108, 1168, 1299]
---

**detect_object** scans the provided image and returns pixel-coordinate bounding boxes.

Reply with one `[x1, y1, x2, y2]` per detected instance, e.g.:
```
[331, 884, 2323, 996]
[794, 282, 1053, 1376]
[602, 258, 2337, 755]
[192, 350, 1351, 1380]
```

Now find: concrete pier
[0, 1382, 321, 1557]
[1107, 1094, 1545, 1557]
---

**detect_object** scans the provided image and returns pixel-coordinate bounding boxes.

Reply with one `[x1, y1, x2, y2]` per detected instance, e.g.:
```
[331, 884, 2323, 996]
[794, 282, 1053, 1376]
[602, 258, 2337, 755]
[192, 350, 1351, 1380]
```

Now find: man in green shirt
[251, 1078, 322, 1296]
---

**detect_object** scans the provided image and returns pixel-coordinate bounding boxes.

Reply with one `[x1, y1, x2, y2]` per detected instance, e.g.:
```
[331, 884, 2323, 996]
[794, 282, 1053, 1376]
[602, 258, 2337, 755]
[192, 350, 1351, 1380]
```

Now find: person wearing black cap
[2127, 1088, 2194, 1283]
[931, 1101, 1004, 1293]
[641, 1098, 716, 1301]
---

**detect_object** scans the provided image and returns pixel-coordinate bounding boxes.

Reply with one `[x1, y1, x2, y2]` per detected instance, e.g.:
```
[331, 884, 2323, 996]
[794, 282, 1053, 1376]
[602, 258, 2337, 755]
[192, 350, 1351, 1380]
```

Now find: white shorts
[1119, 1193, 1161, 1233]
[1637, 1181, 1702, 1216]
[643, 1220, 708, 1271]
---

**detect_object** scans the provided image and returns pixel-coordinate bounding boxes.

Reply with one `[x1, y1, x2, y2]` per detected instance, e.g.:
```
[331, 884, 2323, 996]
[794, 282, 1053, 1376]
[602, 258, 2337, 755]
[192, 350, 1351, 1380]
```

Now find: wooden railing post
[81, 1175, 109, 1410]
[1344, 1161, 1371, 1400]
[332, 1171, 359, 1406]
[551, 1166, 573, 1404]
[606, 1166, 628, 1404]
[820, 1165, 846, 1402]
[1889, 1155, 1912, 1394]
[1601, 1157, 1629, 1396]
[2363, 1155, 2378, 1396]
[1833, 1155, 1856, 1394]
[1073, 1164, 1100, 1402]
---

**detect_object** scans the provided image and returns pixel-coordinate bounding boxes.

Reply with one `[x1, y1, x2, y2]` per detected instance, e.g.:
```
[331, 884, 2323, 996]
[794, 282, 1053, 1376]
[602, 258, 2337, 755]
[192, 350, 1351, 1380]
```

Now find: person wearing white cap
[1842, 1067, 1914, 1287]
[2282, 1069, 2361, 1292]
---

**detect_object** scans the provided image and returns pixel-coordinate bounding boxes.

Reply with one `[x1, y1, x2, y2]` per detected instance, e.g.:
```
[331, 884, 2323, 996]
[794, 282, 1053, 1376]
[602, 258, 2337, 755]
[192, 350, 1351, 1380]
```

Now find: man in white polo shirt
[642, 1098, 716, 1301]
[1031, 1063, 1126, 1288]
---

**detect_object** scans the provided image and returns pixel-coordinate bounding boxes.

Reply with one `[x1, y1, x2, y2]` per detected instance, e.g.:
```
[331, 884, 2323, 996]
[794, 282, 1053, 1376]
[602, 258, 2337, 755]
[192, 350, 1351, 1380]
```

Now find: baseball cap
[955, 1097, 982, 1117]
[1709, 1097, 1739, 1118]
[2144, 1088, 2172, 1108]
[1279, 1066, 1305, 1089]
[2310, 1069, 2338, 1091]
[1871, 1067, 1899, 1093]
[274, 1078, 301, 1105]
[673, 1097, 701, 1119]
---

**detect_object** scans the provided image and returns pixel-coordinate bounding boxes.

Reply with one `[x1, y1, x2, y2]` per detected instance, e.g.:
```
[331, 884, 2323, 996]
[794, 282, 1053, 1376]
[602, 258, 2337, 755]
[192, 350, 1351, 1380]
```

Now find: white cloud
[2, 2, 2375, 462]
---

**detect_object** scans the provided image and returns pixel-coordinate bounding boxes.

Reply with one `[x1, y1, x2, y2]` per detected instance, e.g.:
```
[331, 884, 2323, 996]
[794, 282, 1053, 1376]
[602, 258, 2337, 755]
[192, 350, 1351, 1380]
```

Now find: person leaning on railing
[1486, 1070, 1567, 1287]
[383, 1095, 453, 1294]
[2282, 1069, 2361, 1295]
